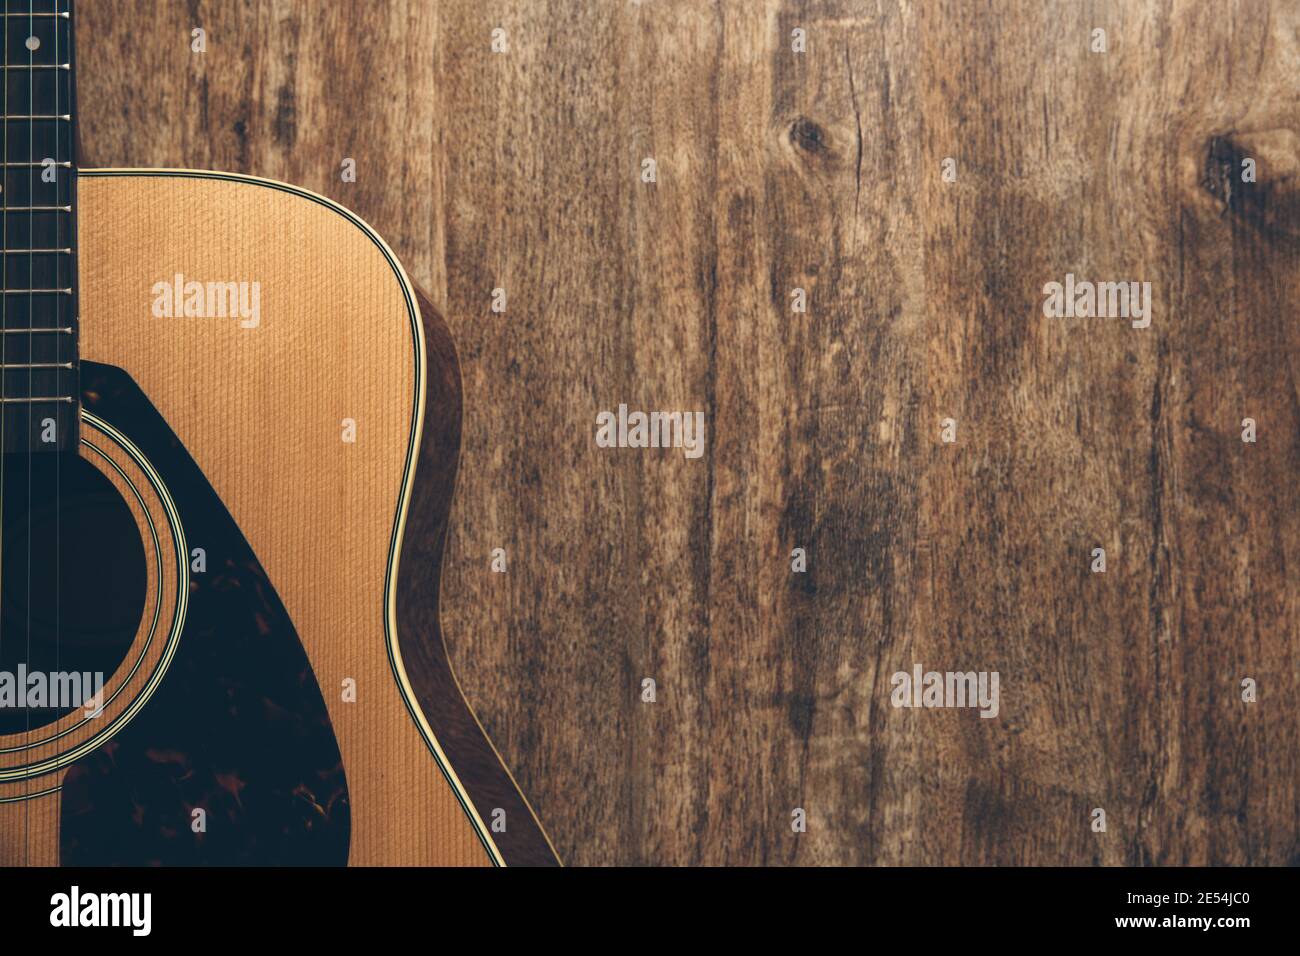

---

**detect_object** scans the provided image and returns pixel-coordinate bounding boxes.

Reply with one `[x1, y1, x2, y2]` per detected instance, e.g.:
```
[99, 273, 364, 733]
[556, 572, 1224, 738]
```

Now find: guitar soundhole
[0, 452, 147, 734]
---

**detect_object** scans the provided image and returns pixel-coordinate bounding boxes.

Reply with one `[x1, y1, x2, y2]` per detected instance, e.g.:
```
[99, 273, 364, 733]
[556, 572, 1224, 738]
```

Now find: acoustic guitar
[0, 0, 557, 866]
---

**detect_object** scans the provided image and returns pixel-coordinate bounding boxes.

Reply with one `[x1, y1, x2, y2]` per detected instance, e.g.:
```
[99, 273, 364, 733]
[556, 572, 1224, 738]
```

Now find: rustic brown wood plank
[77, 0, 443, 304]
[77, 0, 1300, 865]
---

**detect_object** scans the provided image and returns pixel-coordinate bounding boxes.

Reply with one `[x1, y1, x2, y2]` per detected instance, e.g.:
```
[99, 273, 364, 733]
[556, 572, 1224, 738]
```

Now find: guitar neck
[0, 0, 77, 454]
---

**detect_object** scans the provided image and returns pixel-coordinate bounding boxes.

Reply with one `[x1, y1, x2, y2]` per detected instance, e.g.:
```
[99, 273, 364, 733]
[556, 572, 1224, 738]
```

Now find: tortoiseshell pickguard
[59, 362, 349, 865]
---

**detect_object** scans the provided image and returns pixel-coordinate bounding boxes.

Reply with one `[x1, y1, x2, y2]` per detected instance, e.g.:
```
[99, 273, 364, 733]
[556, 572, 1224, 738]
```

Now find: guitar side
[75, 169, 557, 866]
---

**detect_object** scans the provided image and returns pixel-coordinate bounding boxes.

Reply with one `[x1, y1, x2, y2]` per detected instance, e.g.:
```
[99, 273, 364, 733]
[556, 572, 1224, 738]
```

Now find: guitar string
[53, 0, 61, 866]
[44, 0, 60, 863]
[0, 0, 9, 835]
[25, 0, 34, 859]
[25, 0, 36, 857]
[0, 0, 8, 844]
[28, 0, 62, 861]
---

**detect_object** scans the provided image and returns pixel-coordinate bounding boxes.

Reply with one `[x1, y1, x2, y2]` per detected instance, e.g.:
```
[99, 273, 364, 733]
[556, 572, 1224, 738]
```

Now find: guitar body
[0, 169, 557, 865]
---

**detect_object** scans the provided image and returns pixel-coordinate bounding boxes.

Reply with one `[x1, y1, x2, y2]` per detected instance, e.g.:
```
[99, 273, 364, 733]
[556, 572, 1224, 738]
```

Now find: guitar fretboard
[0, 0, 75, 454]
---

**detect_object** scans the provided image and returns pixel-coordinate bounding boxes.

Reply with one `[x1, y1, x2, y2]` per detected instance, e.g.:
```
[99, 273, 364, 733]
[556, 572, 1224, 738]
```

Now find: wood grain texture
[78, 1, 1300, 865]
[78, 172, 489, 866]
[396, 288, 560, 865]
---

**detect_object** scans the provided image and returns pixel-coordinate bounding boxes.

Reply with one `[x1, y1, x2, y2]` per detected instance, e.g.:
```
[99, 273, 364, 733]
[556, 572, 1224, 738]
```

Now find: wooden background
[79, 0, 1300, 866]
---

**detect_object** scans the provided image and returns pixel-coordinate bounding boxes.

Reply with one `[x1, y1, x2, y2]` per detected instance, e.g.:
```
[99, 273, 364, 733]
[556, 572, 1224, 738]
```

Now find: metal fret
[0, 1, 80, 453]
